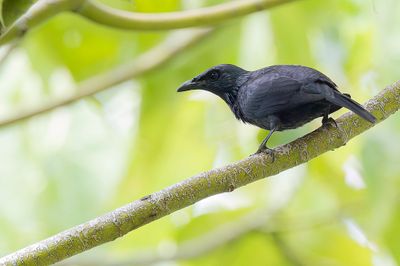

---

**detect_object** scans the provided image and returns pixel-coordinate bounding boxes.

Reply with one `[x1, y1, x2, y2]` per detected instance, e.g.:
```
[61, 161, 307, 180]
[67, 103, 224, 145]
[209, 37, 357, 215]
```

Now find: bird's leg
[322, 107, 337, 127]
[322, 114, 337, 127]
[256, 127, 276, 154]
[253, 116, 280, 161]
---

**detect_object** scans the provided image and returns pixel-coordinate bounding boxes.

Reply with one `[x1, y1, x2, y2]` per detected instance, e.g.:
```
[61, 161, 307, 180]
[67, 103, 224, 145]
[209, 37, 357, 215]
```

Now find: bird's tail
[328, 90, 376, 123]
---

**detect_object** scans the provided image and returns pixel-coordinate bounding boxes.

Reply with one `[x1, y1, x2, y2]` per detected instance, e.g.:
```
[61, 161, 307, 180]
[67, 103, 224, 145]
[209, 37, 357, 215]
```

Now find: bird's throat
[223, 90, 244, 121]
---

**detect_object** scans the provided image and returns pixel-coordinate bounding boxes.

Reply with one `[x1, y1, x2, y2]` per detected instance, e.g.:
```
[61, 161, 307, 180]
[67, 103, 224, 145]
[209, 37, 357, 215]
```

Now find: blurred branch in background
[78, 0, 297, 30]
[0, 0, 298, 46]
[0, 28, 214, 127]
[1, 81, 399, 265]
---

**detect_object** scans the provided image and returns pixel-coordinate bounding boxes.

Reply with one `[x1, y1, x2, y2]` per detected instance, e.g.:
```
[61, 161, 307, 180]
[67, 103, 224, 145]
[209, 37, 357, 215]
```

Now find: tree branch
[62, 175, 302, 266]
[78, 0, 297, 31]
[0, 28, 213, 127]
[0, 0, 297, 46]
[61, 197, 353, 265]
[75, 209, 285, 266]
[1, 81, 399, 265]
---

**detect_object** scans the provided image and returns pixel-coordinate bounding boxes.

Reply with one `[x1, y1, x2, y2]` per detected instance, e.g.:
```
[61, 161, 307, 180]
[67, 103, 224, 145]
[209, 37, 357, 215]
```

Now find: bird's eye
[209, 71, 220, 80]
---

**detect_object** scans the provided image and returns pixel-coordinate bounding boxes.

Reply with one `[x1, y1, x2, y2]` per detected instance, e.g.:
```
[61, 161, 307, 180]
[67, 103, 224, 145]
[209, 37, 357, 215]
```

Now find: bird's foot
[322, 117, 337, 128]
[252, 146, 275, 162]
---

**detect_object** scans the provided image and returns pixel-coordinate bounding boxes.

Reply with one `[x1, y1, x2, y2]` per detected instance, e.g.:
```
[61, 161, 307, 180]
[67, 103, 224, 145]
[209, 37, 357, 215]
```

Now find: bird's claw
[252, 146, 275, 162]
[322, 117, 337, 128]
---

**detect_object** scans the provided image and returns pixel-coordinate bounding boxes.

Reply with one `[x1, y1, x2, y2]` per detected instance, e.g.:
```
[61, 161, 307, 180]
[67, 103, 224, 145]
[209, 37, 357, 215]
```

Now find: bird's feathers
[239, 66, 333, 118]
[239, 65, 375, 123]
[326, 89, 376, 123]
[240, 77, 323, 117]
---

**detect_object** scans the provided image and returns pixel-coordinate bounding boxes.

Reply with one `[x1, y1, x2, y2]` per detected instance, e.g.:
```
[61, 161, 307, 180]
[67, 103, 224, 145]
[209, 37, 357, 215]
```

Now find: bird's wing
[241, 76, 325, 117]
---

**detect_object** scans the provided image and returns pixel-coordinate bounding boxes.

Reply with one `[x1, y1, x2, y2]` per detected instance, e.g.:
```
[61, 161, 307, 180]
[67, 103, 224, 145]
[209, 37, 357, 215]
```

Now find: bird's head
[177, 64, 247, 98]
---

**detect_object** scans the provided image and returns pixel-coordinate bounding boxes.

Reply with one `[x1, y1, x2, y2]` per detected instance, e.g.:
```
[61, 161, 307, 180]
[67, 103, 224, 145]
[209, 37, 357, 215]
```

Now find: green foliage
[1, 0, 400, 265]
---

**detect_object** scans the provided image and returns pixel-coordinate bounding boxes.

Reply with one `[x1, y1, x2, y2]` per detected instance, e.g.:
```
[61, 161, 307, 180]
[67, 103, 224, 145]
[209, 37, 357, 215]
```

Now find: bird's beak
[177, 80, 198, 92]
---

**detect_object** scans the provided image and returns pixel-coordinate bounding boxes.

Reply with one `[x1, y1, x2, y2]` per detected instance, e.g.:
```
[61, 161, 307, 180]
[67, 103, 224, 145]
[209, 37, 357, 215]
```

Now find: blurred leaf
[187, 233, 288, 266]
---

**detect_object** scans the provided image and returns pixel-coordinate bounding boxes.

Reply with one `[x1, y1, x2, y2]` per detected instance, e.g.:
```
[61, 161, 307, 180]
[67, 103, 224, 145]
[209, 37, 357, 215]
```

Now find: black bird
[177, 64, 376, 154]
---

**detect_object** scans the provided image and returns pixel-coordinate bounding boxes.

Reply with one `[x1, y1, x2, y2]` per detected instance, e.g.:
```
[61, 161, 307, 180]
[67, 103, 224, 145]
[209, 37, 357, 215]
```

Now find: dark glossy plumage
[177, 64, 376, 153]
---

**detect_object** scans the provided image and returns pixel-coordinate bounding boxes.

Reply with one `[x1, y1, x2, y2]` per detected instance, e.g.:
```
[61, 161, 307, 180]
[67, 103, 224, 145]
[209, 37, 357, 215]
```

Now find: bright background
[1, 0, 400, 265]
